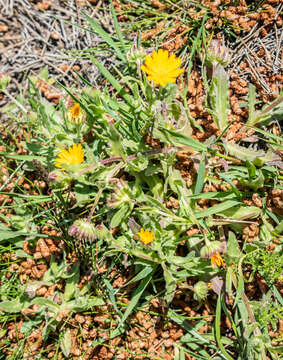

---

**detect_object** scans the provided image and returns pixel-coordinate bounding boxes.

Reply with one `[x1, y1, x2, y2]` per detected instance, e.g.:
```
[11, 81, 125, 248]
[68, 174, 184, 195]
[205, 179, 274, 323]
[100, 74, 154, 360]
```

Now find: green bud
[206, 39, 230, 67]
[126, 44, 146, 68]
[82, 87, 101, 99]
[193, 281, 208, 302]
[27, 111, 38, 122]
[108, 180, 134, 209]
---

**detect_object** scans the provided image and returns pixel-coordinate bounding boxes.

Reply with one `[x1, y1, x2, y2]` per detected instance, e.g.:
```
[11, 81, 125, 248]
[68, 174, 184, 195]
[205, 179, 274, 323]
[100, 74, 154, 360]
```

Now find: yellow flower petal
[55, 143, 84, 168]
[141, 49, 184, 87]
[137, 228, 154, 245]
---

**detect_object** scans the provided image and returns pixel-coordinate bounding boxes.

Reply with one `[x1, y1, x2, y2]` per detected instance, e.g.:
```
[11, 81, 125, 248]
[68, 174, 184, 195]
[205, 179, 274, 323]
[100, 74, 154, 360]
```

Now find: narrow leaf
[60, 329, 72, 358]
[194, 152, 206, 194]
[158, 128, 207, 152]
[215, 295, 234, 360]
[195, 200, 240, 218]
[110, 0, 127, 54]
[119, 267, 156, 325]
[82, 11, 126, 62]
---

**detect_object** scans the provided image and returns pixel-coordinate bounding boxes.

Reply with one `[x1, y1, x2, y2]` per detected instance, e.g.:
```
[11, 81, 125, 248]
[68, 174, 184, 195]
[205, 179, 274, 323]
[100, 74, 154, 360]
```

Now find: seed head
[68, 219, 96, 243]
[206, 39, 230, 67]
[193, 281, 209, 302]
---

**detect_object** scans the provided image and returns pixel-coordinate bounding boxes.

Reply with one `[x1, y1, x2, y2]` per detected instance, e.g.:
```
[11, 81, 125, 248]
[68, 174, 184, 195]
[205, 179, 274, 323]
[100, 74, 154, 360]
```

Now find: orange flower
[211, 252, 224, 268]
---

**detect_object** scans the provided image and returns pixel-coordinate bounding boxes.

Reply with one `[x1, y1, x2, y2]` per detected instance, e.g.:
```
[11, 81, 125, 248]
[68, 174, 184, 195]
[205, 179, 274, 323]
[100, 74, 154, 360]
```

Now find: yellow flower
[137, 228, 154, 245]
[207, 282, 213, 290]
[141, 49, 184, 87]
[55, 144, 84, 169]
[211, 252, 224, 268]
[66, 103, 84, 124]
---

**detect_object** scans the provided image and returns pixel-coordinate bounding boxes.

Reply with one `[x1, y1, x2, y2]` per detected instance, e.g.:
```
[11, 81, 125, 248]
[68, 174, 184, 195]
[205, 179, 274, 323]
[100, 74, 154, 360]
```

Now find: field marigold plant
[137, 228, 154, 245]
[55, 143, 84, 168]
[141, 49, 184, 86]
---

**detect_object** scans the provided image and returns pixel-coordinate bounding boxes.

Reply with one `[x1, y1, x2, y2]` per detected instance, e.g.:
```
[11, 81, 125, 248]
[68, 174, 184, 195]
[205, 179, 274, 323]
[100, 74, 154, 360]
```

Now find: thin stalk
[78, 146, 178, 176]
[4, 91, 28, 114]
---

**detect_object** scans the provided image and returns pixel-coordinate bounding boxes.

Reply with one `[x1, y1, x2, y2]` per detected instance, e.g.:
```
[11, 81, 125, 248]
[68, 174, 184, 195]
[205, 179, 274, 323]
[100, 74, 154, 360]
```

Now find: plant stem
[4, 91, 27, 114]
[78, 146, 178, 176]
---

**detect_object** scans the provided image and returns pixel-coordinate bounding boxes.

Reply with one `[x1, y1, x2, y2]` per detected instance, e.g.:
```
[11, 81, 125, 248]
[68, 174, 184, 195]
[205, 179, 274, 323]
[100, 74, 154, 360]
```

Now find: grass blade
[194, 152, 206, 194]
[110, 0, 127, 54]
[195, 200, 240, 218]
[215, 294, 234, 360]
[89, 55, 133, 106]
[158, 128, 207, 152]
[119, 266, 156, 325]
[82, 11, 126, 62]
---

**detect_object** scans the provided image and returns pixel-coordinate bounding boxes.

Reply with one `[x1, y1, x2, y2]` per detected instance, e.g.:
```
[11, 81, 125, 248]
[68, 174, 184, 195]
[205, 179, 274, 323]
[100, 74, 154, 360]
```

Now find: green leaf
[215, 295, 234, 360]
[168, 309, 218, 355]
[248, 126, 283, 143]
[195, 200, 240, 218]
[194, 152, 206, 194]
[104, 279, 123, 317]
[124, 266, 154, 286]
[0, 153, 45, 161]
[89, 56, 134, 107]
[60, 329, 72, 358]
[109, 123, 126, 159]
[226, 231, 241, 264]
[162, 262, 176, 304]
[119, 267, 156, 326]
[39, 66, 49, 81]
[21, 319, 42, 335]
[110, 0, 127, 54]
[0, 299, 26, 313]
[110, 204, 131, 228]
[158, 128, 207, 152]
[63, 263, 80, 302]
[82, 12, 126, 62]
[274, 221, 283, 235]
[226, 143, 279, 166]
[239, 169, 264, 191]
[0, 230, 27, 241]
[247, 84, 256, 125]
[208, 65, 229, 130]
[31, 297, 60, 313]
[87, 297, 105, 307]
[218, 205, 261, 219]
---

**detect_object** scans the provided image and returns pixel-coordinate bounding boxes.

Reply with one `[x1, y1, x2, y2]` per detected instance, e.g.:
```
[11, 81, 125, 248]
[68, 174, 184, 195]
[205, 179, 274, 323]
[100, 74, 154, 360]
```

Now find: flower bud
[108, 180, 133, 209]
[206, 39, 230, 67]
[127, 44, 146, 68]
[68, 219, 96, 243]
[200, 241, 223, 258]
[66, 103, 85, 125]
[193, 281, 208, 302]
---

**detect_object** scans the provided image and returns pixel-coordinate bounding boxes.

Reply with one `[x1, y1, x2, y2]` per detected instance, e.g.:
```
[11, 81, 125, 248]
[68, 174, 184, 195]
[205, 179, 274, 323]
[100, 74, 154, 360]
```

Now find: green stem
[215, 151, 241, 163]
[4, 90, 27, 114]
